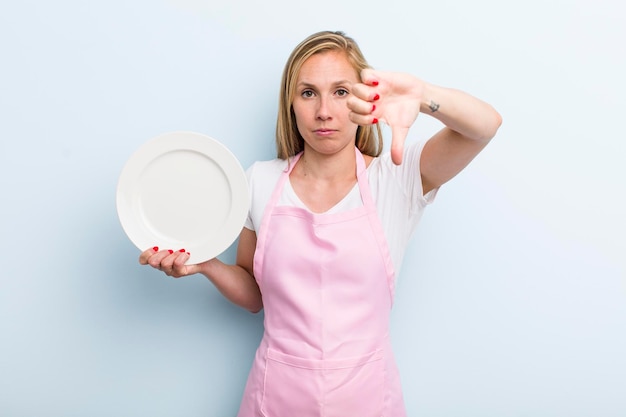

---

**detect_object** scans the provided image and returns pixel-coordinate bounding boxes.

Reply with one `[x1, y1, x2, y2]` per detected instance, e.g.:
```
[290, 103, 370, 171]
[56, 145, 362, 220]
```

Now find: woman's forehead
[297, 51, 359, 84]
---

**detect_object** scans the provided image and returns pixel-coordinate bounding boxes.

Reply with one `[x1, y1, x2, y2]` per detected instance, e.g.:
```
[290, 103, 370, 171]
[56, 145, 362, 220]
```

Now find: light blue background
[1, 0, 624, 416]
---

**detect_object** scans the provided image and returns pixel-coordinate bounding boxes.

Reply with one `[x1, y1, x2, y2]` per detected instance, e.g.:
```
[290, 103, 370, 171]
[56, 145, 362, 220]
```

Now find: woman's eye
[301, 90, 314, 98]
[336, 88, 349, 97]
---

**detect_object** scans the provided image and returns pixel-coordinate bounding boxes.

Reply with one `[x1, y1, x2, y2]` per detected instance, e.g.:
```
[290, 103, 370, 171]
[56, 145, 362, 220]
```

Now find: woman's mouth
[315, 129, 336, 136]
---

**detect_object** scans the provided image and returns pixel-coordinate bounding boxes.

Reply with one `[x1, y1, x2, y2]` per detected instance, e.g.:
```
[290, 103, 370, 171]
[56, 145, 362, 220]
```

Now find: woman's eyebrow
[296, 80, 353, 88]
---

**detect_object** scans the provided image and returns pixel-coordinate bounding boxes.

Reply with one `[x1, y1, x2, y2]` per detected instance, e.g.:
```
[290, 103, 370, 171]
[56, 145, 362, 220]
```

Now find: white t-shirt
[244, 141, 437, 275]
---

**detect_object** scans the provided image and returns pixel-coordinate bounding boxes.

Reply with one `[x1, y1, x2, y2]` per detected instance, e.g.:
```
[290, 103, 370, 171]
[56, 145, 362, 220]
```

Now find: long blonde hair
[275, 31, 383, 159]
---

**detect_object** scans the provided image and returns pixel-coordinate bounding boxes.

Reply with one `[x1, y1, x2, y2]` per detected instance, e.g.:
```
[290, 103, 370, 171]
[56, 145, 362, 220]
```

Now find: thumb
[183, 263, 201, 274]
[390, 125, 409, 165]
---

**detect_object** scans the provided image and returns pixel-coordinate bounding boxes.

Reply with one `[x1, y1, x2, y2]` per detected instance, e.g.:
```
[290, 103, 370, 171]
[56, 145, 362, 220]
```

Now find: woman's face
[292, 50, 360, 156]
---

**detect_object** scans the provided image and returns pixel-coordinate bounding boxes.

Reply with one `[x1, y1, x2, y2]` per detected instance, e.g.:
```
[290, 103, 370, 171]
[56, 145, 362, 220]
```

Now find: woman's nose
[316, 96, 332, 120]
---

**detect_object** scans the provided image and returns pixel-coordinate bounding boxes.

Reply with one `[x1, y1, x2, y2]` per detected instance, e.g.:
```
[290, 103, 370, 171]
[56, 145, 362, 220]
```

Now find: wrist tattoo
[428, 100, 440, 113]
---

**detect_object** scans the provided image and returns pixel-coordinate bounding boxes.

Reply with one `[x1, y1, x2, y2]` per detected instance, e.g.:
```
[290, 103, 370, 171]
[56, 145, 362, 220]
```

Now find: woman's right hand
[139, 246, 200, 278]
[137, 229, 263, 313]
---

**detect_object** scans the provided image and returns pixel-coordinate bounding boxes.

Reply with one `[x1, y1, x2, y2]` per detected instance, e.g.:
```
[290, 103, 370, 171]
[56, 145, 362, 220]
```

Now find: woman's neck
[297, 145, 357, 182]
[289, 145, 359, 213]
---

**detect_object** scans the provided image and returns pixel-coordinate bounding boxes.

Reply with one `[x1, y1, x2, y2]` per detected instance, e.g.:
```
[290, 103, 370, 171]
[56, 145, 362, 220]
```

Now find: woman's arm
[139, 227, 263, 313]
[348, 69, 502, 194]
[417, 83, 502, 194]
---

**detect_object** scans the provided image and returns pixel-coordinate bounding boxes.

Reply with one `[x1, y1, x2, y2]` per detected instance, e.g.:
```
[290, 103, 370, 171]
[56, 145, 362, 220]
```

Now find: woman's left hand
[348, 69, 425, 165]
[139, 246, 196, 278]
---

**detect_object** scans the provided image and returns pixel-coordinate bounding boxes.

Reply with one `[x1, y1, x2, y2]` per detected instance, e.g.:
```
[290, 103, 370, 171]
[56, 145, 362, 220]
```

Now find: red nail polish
[168, 249, 174, 254]
[186, 252, 190, 255]
[372, 118, 379, 124]
[153, 246, 159, 252]
[372, 81, 379, 86]
[372, 104, 376, 112]
[373, 94, 380, 101]
[179, 248, 186, 252]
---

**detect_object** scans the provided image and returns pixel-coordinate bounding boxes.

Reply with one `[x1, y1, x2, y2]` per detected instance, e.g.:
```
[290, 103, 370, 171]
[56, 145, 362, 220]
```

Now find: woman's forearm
[199, 258, 263, 313]
[420, 83, 502, 142]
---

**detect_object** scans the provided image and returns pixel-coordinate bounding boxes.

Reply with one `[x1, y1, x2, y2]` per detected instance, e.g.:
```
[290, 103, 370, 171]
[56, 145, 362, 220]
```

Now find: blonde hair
[275, 31, 383, 159]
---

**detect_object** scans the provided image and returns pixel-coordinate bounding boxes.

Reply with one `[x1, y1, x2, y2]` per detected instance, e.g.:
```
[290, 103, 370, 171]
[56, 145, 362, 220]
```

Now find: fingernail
[371, 81, 379, 86]
[372, 104, 376, 112]
[179, 248, 186, 252]
[373, 94, 380, 101]
[168, 249, 174, 254]
[153, 246, 159, 252]
[372, 118, 379, 124]
[186, 252, 190, 256]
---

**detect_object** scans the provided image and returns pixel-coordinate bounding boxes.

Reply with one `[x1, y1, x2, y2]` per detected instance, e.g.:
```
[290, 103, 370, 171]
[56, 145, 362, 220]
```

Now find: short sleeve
[377, 141, 438, 212]
[243, 164, 256, 231]
[242, 159, 287, 233]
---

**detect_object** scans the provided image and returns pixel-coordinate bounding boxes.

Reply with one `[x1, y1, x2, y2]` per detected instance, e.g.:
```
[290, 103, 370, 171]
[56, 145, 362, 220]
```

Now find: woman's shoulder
[244, 157, 290, 231]
[246, 157, 288, 178]
[367, 141, 423, 173]
[245, 157, 289, 192]
[367, 140, 436, 208]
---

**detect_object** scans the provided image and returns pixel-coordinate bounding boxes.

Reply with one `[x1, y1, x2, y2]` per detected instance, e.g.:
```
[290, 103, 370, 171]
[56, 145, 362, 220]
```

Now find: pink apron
[237, 148, 406, 417]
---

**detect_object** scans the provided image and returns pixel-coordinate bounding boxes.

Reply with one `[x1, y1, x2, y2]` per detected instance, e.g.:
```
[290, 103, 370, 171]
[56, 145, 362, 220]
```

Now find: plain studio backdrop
[1, 0, 624, 416]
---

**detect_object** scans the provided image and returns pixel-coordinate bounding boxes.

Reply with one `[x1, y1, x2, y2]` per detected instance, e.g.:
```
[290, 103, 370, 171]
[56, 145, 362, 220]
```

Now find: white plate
[116, 131, 249, 264]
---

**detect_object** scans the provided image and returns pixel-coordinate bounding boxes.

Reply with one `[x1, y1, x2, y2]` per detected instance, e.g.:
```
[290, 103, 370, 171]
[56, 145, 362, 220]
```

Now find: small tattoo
[429, 100, 440, 113]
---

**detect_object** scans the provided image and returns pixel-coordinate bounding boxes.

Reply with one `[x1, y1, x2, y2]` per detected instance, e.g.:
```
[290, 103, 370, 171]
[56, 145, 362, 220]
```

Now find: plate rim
[116, 131, 250, 264]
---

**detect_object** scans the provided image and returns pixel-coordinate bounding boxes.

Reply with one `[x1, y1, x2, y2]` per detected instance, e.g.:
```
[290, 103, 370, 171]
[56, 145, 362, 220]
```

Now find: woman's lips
[314, 129, 336, 136]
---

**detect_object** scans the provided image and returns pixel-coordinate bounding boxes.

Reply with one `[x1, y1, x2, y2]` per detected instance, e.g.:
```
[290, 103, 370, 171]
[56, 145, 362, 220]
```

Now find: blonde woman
[140, 30, 501, 416]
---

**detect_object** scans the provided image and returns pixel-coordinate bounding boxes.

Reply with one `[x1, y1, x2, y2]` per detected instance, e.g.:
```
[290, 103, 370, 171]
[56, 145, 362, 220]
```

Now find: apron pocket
[261, 348, 385, 417]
